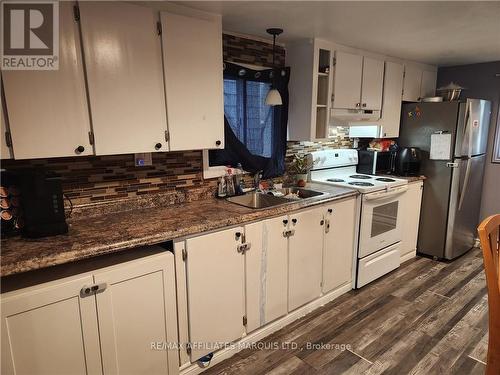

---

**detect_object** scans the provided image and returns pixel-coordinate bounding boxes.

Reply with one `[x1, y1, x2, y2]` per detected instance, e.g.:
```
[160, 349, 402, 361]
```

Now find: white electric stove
[309, 149, 408, 288]
[309, 149, 407, 193]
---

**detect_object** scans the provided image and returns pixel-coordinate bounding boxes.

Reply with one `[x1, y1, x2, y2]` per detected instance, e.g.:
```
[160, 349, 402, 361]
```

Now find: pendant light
[265, 28, 283, 106]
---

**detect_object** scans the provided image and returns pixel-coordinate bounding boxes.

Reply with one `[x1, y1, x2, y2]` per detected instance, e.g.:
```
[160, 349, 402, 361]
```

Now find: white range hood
[330, 108, 381, 122]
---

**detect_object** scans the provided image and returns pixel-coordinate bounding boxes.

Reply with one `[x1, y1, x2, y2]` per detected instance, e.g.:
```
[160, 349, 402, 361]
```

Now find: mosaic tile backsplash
[1, 34, 352, 209]
[223, 33, 286, 68]
[1, 152, 215, 207]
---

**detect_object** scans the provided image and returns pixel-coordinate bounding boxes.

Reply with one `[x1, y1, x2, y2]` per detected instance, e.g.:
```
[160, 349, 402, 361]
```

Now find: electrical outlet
[134, 153, 152, 167]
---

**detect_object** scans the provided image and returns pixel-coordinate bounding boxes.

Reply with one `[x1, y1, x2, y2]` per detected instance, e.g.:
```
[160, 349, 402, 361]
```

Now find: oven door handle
[363, 186, 408, 201]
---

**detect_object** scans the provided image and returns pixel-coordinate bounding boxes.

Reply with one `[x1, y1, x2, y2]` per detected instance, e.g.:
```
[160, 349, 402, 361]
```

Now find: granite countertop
[1, 183, 357, 277]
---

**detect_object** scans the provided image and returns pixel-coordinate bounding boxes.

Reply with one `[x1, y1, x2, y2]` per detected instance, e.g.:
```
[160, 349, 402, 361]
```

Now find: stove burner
[327, 178, 345, 182]
[376, 178, 396, 182]
[349, 182, 375, 187]
[349, 174, 372, 179]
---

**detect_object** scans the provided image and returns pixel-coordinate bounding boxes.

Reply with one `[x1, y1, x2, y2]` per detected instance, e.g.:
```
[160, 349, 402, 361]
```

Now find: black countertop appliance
[357, 150, 397, 175]
[18, 169, 68, 238]
[395, 147, 422, 176]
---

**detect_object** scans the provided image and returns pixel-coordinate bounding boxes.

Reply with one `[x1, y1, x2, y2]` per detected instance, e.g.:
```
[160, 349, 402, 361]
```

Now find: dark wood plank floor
[203, 248, 488, 375]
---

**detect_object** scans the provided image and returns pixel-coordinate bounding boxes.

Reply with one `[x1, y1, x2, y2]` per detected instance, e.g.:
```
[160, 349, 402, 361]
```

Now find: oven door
[359, 186, 408, 258]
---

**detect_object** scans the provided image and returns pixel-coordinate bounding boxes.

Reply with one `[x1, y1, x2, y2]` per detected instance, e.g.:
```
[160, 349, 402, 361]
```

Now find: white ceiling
[176, 1, 500, 67]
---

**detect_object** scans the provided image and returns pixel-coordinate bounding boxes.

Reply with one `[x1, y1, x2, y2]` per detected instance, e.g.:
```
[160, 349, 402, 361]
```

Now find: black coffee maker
[396, 147, 422, 176]
[15, 169, 68, 238]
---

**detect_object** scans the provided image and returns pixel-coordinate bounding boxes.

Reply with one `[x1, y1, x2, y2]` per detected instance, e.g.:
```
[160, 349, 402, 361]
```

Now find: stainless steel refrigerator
[399, 99, 491, 260]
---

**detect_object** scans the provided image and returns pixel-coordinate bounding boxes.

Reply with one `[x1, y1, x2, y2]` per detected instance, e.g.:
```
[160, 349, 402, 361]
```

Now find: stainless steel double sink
[226, 187, 327, 209]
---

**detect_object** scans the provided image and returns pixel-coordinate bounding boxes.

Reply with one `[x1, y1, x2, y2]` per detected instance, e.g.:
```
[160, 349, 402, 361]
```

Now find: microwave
[356, 150, 396, 175]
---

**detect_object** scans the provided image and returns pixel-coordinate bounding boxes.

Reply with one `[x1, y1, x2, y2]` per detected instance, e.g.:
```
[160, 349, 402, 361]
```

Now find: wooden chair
[478, 214, 500, 375]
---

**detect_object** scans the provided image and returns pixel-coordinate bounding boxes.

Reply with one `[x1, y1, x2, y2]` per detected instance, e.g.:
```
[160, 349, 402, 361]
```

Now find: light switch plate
[134, 153, 152, 167]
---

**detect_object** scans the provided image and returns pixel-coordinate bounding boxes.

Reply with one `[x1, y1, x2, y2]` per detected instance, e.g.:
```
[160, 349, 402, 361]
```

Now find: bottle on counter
[217, 176, 227, 198]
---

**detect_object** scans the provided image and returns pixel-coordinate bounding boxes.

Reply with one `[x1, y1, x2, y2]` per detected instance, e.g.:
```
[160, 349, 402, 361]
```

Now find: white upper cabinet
[403, 65, 437, 102]
[361, 57, 384, 110]
[2, 2, 93, 159]
[402, 65, 422, 102]
[1, 89, 12, 159]
[333, 51, 363, 109]
[161, 12, 224, 151]
[79, 2, 168, 155]
[379, 61, 404, 138]
[287, 40, 334, 140]
[420, 70, 437, 99]
[333, 51, 384, 111]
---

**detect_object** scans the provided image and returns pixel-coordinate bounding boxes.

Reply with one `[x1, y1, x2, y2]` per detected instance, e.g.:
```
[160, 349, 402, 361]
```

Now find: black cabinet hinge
[88, 131, 94, 145]
[73, 5, 80, 21]
[243, 316, 247, 326]
[4, 131, 12, 147]
[156, 21, 162, 35]
[182, 248, 187, 261]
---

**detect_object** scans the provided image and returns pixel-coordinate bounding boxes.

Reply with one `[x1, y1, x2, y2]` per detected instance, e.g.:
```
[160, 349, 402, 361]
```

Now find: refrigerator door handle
[460, 101, 473, 158]
[458, 158, 472, 211]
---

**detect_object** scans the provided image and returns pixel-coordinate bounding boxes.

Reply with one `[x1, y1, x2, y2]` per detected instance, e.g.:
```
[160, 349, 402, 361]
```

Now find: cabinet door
[79, 2, 168, 155]
[288, 208, 324, 311]
[402, 65, 422, 102]
[333, 51, 363, 109]
[323, 198, 357, 293]
[94, 251, 178, 375]
[400, 181, 424, 258]
[161, 13, 224, 150]
[361, 57, 384, 110]
[1, 86, 12, 159]
[185, 227, 245, 361]
[245, 217, 288, 332]
[1, 275, 102, 375]
[379, 62, 404, 138]
[2, 2, 93, 159]
[161, 12, 224, 151]
[420, 70, 437, 99]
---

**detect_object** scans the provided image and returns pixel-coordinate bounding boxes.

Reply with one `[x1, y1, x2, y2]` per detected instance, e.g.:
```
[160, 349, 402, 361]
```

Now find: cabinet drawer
[357, 243, 400, 287]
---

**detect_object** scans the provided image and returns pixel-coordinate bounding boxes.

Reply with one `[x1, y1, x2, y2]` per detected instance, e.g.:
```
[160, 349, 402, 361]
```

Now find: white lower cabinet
[245, 217, 288, 332]
[1, 249, 178, 375]
[288, 207, 325, 311]
[94, 253, 178, 375]
[322, 197, 357, 293]
[1, 274, 102, 375]
[400, 181, 424, 260]
[184, 227, 245, 362]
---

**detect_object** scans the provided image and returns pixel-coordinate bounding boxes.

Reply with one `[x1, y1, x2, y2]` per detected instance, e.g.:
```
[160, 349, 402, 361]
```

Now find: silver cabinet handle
[80, 283, 107, 297]
[446, 162, 459, 168]
[237, 242, 251, 253]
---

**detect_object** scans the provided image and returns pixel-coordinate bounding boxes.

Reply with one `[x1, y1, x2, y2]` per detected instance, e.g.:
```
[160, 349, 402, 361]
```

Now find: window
[223, 78, 273, 158]
[204, 62, 289, 179]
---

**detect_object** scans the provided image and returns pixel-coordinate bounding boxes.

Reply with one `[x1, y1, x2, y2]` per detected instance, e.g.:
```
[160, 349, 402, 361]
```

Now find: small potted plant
[289, 154, 313, 187]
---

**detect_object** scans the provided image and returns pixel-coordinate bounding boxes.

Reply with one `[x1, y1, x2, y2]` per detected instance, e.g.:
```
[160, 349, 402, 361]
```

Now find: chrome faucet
[253, 170, 263, 190]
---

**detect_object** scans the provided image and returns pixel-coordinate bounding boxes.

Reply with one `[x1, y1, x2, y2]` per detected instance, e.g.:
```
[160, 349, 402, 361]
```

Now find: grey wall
[437, 61, 500, 220]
